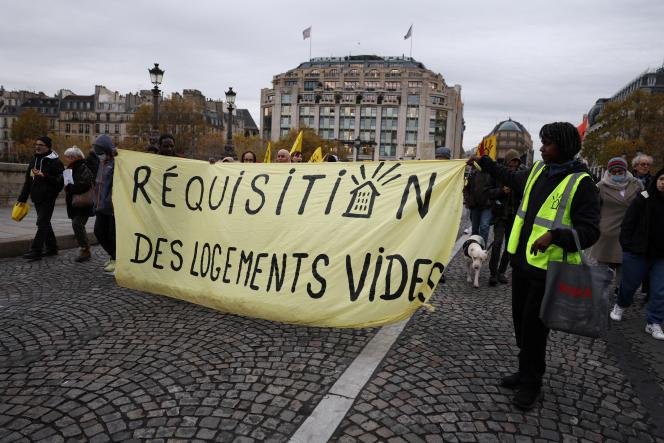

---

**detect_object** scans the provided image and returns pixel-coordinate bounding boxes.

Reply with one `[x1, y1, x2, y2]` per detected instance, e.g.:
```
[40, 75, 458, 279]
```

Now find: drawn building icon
[343, 182, 381, 218]
[342, 162, 402, 219]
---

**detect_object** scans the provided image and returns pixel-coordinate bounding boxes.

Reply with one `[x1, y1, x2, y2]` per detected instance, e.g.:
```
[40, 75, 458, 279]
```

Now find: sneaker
[104, 260, 116, 273]
[609, 304, 624, 321]
[513, 386, 542, 411]
[645, 323, 664, 340]
[500, 372, 522, 389]
[103, 259, 111, 267]
[497, 274, 508, 284]
[489, 276, 498, 286]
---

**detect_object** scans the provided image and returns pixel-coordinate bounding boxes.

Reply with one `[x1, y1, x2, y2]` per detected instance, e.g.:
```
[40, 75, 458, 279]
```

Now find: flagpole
[410, 33, 413, 58]
[309, 34, 312, 60]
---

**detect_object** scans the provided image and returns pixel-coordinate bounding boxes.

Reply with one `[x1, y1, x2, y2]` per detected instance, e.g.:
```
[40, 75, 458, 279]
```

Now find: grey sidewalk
[0, 203, 95, 257]
[1, 217, 664, 441]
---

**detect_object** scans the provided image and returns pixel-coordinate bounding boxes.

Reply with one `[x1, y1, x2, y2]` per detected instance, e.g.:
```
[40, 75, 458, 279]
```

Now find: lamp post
[224, 87, 237, 159]
[353, 136, 362, 162]
[148, 63, 164, 140]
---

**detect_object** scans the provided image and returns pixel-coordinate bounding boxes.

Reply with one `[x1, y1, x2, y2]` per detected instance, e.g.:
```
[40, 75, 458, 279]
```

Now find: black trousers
[511, 268, 549, 388]
[497, 219, 514, 275]
[489, 218, 506, 276]
[94, 213, 116, 260]
[31, 199, 57, 253]
[71, 215, 89, 248]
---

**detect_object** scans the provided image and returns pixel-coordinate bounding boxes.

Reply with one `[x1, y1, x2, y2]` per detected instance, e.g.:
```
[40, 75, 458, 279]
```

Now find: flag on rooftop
[303, 26, 311, 40]
[404, 25, 413, 40]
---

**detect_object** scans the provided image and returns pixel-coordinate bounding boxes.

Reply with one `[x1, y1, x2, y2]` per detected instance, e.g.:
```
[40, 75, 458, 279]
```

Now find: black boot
[499, 372, 522, 389]
[513, 385, 542, 410]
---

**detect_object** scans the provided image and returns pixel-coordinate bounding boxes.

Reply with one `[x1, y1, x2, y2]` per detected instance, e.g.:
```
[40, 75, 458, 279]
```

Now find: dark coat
[620, 170, 664, 258]
[65, 159, 95, 218]
[479, 156, 601, 280]
[18, 150, 64, 204]
[463, 170, 497, 209]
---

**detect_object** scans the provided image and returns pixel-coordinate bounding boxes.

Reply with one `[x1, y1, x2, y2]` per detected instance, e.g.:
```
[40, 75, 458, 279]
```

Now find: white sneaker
[104, 260, 116, 273]
[609, 304, 624, 321]
[103, 259, 111, 267]
[645, 323, 664, 340]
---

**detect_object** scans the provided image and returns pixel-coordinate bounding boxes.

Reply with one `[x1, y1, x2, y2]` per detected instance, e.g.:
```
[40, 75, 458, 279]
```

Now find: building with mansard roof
[486, 118, 533, 165]
[260, 55, 464, 160]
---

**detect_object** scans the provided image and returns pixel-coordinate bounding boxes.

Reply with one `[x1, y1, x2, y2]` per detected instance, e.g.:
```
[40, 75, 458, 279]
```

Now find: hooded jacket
[479, 156, 600, 280]
[18, 150, 64, 204]
[92, 135, 116, 215]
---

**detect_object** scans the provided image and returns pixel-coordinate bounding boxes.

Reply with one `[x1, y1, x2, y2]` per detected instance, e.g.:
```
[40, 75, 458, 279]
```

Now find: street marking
[289, 321, 407, 443]
[290, 226, 470, 442]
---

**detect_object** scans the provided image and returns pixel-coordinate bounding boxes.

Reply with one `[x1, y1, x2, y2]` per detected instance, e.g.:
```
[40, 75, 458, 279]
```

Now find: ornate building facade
[486, 118, 533, 165]
[260, 55, 464, 160]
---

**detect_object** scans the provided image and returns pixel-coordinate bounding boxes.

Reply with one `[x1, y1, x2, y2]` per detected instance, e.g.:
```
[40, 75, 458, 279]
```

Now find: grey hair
[64, 146, 85, 159]
[632, 153, 653, 167]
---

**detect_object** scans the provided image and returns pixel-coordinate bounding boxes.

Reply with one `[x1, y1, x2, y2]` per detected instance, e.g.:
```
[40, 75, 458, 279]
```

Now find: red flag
[577, 114, 588, 140]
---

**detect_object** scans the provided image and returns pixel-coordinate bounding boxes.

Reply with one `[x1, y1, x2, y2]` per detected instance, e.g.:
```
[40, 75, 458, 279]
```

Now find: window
[367, 69, 379, 78]
[281, 94, 292, 104]
[407, 95, 420, 105]
[324, 81, 338, 90]
[78, 124, 84, 134]
[361, 107, 377, 117]
[328, 69, 338, 76]
[408, 81, 422, 88]
[347, 68, 359, 76]
[389, 69, 400, 76]
[431, 96, 444, 105]
[95, 124, 100, 133]
[344, 81, 359, 90]
[281, 105, 291, 115]
[285, 80, 298, 86]
[381, 107, 398, 118]
[407, 107, 419, 118]
[364, 81, 380, 89]
[340, 106, 355, 117]
[280, 116, 291, 127]
[304, 81, 318, 91]
[385, 81, 401, 91]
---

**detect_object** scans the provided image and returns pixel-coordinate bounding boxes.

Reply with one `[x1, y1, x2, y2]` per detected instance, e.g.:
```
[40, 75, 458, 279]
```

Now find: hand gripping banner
[113, 150, 465, 328]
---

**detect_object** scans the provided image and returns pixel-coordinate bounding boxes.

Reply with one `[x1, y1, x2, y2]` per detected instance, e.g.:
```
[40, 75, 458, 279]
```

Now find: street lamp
[148, 63, 164, 136]
[353, 136, 362, 162]
[224, 87, 237, 159]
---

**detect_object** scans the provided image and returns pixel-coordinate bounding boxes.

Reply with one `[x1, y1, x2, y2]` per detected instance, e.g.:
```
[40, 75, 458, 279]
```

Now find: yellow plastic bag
[11, 202, 29, 222]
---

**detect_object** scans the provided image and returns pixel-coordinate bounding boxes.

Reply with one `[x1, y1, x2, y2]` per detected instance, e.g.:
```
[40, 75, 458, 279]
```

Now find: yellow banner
[113, 150, 465, 328]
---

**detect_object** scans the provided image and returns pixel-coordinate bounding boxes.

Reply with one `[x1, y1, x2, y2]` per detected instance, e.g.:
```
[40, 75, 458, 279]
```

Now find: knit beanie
[606, 156, 627, 173]
[37, 136, 52, 149]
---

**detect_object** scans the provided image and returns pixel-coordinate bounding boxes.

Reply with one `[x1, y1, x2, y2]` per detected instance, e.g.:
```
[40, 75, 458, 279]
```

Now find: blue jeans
[470, 207, 492, 245]
[617, 251, 664, 324]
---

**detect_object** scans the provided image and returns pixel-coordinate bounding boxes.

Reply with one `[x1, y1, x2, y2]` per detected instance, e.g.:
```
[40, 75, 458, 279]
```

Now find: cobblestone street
[1, 245, 663, 442]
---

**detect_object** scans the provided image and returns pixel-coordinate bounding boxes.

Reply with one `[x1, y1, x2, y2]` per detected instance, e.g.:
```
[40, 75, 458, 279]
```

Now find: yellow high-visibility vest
[507, 161, 589, 270]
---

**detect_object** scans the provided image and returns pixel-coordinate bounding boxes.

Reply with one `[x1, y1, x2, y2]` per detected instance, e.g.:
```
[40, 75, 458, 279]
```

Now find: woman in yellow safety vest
[467, 122, 600, 411]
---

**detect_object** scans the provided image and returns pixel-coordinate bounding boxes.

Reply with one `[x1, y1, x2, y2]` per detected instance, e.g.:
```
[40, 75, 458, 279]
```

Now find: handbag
[540, 229, 613, 338]
[72, 187, 94, 208]
[11, 202, 29, 222]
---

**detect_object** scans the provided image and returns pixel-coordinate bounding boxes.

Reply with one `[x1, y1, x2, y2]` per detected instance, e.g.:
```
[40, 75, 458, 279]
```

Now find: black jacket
[18, 150, 64, 204]
[65, 159, 95, 218]
[463, 170, 498, 209]
[479, 156, 600, 280]
[620, 182, 664, 258]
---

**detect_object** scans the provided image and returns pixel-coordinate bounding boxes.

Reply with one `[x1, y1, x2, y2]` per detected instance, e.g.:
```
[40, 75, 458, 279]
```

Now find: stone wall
[0, 162, 65, 206]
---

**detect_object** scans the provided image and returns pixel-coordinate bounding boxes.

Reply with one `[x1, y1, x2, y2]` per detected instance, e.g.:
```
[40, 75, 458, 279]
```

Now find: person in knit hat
[17, 136, 65, 261]
[591, 156, 642, 281]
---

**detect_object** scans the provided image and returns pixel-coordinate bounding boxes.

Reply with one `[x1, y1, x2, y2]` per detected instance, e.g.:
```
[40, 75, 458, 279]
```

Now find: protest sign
[114, 150, 465, 328]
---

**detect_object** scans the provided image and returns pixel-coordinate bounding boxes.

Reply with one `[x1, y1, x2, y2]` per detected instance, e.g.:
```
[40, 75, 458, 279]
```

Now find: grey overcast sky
[2, 0, 663, 152]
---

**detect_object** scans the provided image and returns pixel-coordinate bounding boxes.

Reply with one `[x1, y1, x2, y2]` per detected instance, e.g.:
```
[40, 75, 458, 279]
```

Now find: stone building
[260, 55, 464, 160]
[485, 118, 533, 165]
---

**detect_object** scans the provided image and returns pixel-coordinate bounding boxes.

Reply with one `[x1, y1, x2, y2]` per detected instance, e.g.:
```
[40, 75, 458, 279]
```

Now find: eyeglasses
[637, 162, 651, 167]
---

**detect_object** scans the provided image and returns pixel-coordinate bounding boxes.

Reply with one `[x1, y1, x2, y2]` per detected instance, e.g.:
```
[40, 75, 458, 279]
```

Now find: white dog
[463, 235, 488, 288]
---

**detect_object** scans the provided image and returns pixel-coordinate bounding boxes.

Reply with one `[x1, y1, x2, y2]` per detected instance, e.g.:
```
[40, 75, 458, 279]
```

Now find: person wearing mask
[610, 168, 664, 340]
[590, 157, 643, 281]
[241, 151, 257, 163]
[17, 136, 64, 261]
[467, 122, 600, 410]
[63, 146, 95, 262]
[91, 134, 117, 273]
[632, 154, 653, 189]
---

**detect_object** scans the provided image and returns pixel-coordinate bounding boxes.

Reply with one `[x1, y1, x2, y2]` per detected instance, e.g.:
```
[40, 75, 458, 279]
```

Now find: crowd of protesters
[14, 125, 663, 413]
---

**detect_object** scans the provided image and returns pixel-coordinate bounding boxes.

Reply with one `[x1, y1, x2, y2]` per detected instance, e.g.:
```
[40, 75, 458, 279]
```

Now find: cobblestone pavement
[0, 249, 376, 442]
[2, 245, 664, 442]
[332, 257, 664, 443]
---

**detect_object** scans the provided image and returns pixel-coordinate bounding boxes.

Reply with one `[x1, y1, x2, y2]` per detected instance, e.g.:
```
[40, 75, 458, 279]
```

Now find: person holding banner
[92, 134, 118, 273]
[241, 151, 257, 163]
[276, 149, 291, 163]
[467, 122, 600, 410]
